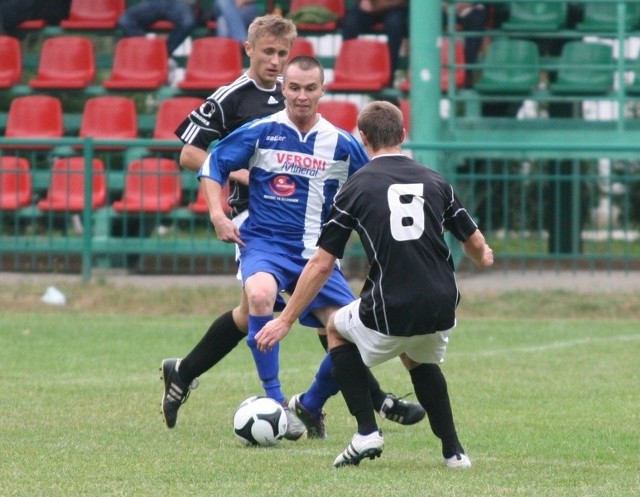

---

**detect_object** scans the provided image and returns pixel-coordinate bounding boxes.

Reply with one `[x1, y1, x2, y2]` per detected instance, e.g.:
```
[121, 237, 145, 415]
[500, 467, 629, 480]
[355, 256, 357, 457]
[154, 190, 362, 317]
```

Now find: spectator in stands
[442, 2, 488, 88]
[211, 0, 264, 42]
[0, 0, 34, 35]
[117, 0, 198, 56]
[33, 0, 71, 26]
[341, 0, 409, 87]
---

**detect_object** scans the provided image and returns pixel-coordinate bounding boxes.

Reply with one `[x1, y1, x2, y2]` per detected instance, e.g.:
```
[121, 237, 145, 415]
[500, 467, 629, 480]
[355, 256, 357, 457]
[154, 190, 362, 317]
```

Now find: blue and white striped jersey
[198, 109, 369, 259]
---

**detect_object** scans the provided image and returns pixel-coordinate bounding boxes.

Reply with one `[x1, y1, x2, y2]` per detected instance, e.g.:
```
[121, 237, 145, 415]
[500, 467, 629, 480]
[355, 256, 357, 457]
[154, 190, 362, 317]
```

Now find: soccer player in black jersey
[161, 16, 425, 437]
[256, 100, 494, 468]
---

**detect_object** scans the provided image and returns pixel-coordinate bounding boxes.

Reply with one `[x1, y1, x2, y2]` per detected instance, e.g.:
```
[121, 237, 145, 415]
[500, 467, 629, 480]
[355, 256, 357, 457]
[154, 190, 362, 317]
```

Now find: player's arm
[180, 143, 208, 172]
[200, 177, 244, 246]
[255, 248, 337, 351]
[462, 229, 494, 268]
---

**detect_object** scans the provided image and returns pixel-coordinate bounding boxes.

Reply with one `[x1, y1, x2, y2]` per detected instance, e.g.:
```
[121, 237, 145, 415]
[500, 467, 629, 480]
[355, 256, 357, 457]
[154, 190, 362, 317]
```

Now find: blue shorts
[239, 247, 355, 328]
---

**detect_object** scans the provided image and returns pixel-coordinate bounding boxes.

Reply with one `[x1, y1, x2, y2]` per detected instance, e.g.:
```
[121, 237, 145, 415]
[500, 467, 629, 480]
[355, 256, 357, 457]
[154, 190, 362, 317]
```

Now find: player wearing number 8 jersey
[256, 100, 494, 467]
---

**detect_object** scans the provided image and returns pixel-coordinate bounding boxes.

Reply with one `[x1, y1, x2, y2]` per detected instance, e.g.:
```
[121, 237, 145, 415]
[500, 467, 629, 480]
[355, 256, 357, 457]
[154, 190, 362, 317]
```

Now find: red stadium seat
[317, 100, 359, 133]
[325, 39, 391, 92]
[5, 96, 64, 149]
[288, 37, 315, 60]
[103, 37, 168, 90]
[152, 97, 203, 149]
[37, 157, 107, 212]
[0, 36, 22, 88]
[188, 182, 232, 215]
[178, 37, 243, 91]
[288, 0, 344, 32]
[79, 96, 138, 148]
[112, 158, 182, 213]
[60, 0, 125, 30]
[0, 156, 32, 210]
[29, 36, 95, 90]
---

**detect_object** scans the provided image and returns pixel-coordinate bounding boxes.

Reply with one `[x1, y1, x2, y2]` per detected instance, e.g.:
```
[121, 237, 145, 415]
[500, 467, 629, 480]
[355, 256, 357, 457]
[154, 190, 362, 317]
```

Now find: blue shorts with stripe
[239, 247, 355, 328]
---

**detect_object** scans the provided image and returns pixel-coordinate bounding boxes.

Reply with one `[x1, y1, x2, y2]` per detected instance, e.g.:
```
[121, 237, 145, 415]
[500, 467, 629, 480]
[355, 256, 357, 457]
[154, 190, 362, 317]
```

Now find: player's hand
[480, 244, 494, 268]
[255, 319, 291, 352]
[212, 215, 244, 247]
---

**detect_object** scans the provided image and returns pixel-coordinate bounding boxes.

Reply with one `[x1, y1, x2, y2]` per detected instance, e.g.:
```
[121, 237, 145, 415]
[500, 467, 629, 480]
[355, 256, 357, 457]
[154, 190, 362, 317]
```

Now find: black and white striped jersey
[174, 73, 285, 215]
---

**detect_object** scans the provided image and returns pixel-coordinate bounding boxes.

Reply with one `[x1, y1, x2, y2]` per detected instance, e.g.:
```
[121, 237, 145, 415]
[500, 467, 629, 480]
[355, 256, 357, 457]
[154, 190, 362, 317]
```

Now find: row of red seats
[0, 35, 242, 91]
[1, 33, 403, 93]
[0, 155, 231, 215]
[3, 94, 371, 144]
[3, 94, 199, 146]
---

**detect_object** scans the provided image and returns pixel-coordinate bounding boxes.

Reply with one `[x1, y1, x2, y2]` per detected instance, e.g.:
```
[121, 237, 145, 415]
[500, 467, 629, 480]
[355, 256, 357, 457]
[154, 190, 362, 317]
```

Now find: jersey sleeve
[317, 178, 360, 258]
[345, 135, 370, 176]
[197, 120, 262, 185]
[174, 97, 226, 151]
[442, 185, 479, 242]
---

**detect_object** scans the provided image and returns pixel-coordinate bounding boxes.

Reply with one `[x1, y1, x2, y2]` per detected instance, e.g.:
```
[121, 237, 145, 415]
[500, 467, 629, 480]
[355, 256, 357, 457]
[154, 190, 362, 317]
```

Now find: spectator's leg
[117, 1, 163, 37]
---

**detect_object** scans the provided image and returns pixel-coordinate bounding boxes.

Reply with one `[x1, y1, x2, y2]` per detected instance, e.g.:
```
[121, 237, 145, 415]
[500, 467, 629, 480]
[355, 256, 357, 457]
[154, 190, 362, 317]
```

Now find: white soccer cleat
[444, 452, 472, 468]
[333, 431, 384, 467]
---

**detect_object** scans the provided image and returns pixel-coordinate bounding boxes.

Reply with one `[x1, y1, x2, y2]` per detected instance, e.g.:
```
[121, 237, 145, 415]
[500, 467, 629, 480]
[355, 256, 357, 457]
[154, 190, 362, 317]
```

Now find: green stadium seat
[576, 3, 640, 32]
[500, 2, 567, 32]
[549, 41, 614, 95]
[474, 39, 540, 94]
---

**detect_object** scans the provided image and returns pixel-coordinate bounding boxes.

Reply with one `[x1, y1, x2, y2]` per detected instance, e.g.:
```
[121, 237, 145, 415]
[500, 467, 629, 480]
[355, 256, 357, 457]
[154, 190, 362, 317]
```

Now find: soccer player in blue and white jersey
[161, 16, 425, 439]
[199, 56, 420, 439]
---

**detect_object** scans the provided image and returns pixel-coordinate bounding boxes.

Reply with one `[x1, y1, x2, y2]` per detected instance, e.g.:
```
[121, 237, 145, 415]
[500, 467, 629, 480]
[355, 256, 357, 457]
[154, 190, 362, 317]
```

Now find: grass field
[1, 281, 639, 497]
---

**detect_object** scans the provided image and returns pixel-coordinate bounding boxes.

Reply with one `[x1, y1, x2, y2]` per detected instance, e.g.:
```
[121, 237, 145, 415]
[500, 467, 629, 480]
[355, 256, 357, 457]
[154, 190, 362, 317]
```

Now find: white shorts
[333, 299, 454, 368]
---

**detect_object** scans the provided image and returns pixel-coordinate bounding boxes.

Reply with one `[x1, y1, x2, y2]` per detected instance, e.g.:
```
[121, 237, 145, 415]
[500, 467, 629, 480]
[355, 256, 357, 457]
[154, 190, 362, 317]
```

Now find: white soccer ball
[233, 396, 288, 447]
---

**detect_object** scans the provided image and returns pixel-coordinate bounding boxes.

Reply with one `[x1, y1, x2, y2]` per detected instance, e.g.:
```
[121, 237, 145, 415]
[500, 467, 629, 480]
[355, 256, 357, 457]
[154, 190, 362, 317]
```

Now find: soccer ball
[233, 396, 288, 447]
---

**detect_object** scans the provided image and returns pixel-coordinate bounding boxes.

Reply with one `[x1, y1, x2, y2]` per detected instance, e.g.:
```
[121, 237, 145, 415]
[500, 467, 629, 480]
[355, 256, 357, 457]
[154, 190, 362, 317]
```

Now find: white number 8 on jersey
[388, 184, 425, 241]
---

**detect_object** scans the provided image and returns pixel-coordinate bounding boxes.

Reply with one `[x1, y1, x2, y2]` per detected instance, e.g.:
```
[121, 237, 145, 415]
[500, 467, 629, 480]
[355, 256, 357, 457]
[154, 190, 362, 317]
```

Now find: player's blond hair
[247, 14, 297, 47]
[357, 101, 404, 150]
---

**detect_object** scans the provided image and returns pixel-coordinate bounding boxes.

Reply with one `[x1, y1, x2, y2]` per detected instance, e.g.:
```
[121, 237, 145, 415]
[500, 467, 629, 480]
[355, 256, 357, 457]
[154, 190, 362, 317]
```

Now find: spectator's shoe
[444, 452, 472, 468]
[160, 358, 198, 429]
[281, 403, 306, 441]
[378, 393, 426, 425]
[333, 431, 384, 468]
[288, 393, 327, 440]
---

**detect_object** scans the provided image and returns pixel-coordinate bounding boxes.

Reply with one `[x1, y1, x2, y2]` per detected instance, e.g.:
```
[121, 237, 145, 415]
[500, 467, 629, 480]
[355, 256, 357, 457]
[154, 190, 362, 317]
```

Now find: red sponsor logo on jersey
[269, 175, 296, 197]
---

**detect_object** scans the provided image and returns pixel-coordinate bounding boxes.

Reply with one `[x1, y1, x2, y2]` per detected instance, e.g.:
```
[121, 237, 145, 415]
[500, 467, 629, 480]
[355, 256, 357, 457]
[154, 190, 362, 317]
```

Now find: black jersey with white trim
[174, 73, 285, 215]
[318, 155, 478, 337]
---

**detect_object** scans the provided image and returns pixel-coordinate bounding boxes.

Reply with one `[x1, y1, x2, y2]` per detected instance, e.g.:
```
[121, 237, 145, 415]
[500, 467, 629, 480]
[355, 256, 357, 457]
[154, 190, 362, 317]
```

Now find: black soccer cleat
[160, 358, 198, 429]
[378, 393, 426, 425]
[289, 393, 327, 440]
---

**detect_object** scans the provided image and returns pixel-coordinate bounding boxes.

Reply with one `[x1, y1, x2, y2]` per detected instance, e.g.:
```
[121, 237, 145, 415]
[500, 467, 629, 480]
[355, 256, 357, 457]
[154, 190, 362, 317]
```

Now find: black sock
[330, 343, 378, 435]
[366, 369, 388, 411]
[178, 310, 246, 385]
[319, 332, 387, 410]
[410, 363, 464, 458]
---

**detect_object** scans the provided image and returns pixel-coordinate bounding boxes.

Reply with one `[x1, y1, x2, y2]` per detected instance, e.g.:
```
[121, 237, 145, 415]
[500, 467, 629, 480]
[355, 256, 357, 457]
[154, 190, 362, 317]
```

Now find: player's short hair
[247, 14, 297, 47]
[283, 56, 325, 84]
[357, 101, 404, 150]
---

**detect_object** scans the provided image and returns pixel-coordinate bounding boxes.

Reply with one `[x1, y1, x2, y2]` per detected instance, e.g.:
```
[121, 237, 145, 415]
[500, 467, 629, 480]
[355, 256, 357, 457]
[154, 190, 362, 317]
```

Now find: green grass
[1, 302, 638, 497]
